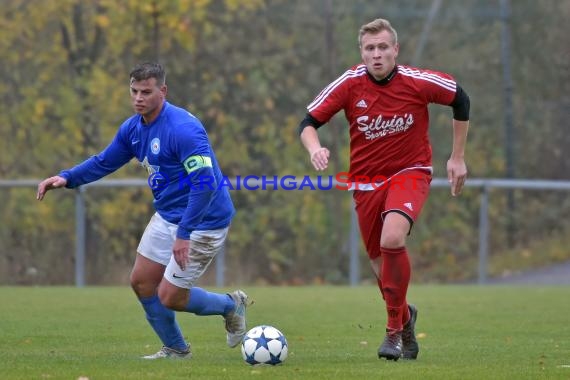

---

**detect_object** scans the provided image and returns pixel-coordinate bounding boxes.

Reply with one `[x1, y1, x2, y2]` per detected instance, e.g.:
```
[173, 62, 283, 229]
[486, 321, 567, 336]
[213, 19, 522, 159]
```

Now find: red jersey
[307, 64, 456, 181]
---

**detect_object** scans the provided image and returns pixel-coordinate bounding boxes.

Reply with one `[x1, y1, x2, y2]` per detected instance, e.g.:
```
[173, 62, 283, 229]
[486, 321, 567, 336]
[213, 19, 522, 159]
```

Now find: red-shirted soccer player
[298, 18, 470, 361]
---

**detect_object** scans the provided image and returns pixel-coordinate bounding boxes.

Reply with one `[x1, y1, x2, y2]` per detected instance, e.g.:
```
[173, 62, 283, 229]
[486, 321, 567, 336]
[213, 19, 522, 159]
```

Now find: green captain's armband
[183, 155, 213, 174]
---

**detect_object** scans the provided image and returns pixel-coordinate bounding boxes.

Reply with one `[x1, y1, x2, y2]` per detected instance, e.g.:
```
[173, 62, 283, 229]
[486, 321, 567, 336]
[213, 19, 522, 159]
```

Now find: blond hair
[358, 18, 398, 46]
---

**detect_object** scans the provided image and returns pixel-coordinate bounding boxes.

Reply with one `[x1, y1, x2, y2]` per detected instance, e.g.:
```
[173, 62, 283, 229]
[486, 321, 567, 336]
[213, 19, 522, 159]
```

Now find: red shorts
[352, 170, 431, 260]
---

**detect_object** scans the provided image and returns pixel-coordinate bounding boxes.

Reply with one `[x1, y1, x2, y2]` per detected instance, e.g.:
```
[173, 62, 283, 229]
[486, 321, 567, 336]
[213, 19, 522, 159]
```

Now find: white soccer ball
[241, 325, 288, 365]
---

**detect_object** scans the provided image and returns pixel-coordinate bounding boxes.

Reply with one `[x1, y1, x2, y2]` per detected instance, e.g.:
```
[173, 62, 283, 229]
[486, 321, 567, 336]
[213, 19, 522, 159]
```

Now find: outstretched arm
[37, 175, 68, 201]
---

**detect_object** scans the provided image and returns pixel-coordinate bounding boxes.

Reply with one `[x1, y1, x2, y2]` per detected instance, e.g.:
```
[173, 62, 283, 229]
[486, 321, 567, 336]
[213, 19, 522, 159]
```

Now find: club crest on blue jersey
[150, 138, 161, 154]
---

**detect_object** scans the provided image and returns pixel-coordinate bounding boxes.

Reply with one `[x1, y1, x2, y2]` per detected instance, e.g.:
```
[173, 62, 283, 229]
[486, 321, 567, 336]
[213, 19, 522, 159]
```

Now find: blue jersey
[59, 101, 235, 239]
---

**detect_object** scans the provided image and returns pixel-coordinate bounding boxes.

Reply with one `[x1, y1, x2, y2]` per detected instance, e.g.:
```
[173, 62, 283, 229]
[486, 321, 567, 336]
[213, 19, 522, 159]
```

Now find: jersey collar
[367, 65, 398, 86]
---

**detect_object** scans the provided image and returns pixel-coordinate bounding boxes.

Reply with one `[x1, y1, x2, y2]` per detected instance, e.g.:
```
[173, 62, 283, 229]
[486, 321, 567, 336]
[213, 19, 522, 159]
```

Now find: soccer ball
[241, 325, 288, 365]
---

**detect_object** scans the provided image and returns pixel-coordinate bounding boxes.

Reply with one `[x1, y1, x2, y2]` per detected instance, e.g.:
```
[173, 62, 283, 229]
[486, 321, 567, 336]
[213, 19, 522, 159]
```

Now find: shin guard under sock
[380, 246, 411, 331]
[139, 294, 187, 351]
[184, 287, 234, 316]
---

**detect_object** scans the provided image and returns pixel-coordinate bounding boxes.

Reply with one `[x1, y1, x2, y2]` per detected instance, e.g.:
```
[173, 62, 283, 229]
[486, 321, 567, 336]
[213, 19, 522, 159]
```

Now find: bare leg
[158, 280, 190, 311]
[130, 253, 165, 297]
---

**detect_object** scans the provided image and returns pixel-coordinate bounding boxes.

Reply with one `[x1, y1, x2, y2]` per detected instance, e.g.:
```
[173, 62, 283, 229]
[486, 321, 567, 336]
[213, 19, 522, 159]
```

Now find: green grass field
[1, 286, 569, 380]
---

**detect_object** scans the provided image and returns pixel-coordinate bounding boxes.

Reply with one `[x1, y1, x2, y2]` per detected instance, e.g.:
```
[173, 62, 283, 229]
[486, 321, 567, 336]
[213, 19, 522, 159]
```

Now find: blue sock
[139, 295, 187, 351]
[185, 287, 234, 316]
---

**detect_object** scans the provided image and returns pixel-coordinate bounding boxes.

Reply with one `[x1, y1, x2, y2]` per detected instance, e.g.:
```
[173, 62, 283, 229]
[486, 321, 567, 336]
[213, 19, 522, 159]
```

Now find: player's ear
[394, 43, 400, 57]
[161, 84, 168, 97]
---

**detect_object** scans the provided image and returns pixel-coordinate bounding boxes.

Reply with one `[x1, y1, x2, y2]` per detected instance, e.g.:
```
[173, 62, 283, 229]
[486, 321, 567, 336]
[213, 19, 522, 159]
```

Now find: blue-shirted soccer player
[37, 62, 249, 359]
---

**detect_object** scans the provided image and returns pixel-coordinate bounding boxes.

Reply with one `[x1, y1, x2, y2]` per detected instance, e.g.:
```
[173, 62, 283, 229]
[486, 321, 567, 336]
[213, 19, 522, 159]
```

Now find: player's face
[360, 30, 399, 81]
[130, 78, 167, 123]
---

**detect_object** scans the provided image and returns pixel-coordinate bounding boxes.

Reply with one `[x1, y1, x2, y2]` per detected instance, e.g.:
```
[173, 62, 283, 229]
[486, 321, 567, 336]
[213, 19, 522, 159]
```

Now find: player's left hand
[173, 238, 191, 271]
[446, 157, 467, 197]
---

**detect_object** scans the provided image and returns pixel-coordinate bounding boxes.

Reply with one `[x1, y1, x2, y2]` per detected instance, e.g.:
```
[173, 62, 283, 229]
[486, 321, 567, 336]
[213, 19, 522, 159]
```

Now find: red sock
[380, 246, 411, 331]
[376, 276, 385, 300]
[401, 301, 410, 325]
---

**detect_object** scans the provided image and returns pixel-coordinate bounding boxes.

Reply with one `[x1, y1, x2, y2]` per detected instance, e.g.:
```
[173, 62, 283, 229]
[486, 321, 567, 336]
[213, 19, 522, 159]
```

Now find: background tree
[0, 0, 568, 285]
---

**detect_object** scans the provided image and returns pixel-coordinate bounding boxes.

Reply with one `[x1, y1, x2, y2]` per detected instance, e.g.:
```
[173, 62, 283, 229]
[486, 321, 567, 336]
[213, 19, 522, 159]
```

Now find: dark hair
[129, 62, 166, 85]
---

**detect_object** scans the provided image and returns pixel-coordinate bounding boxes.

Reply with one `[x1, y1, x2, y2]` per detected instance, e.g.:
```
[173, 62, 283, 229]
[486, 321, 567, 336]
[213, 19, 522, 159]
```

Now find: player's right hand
[36, 176, 67, 201]
[310, 147, 330, 171]
[172, 238, 191, 271]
